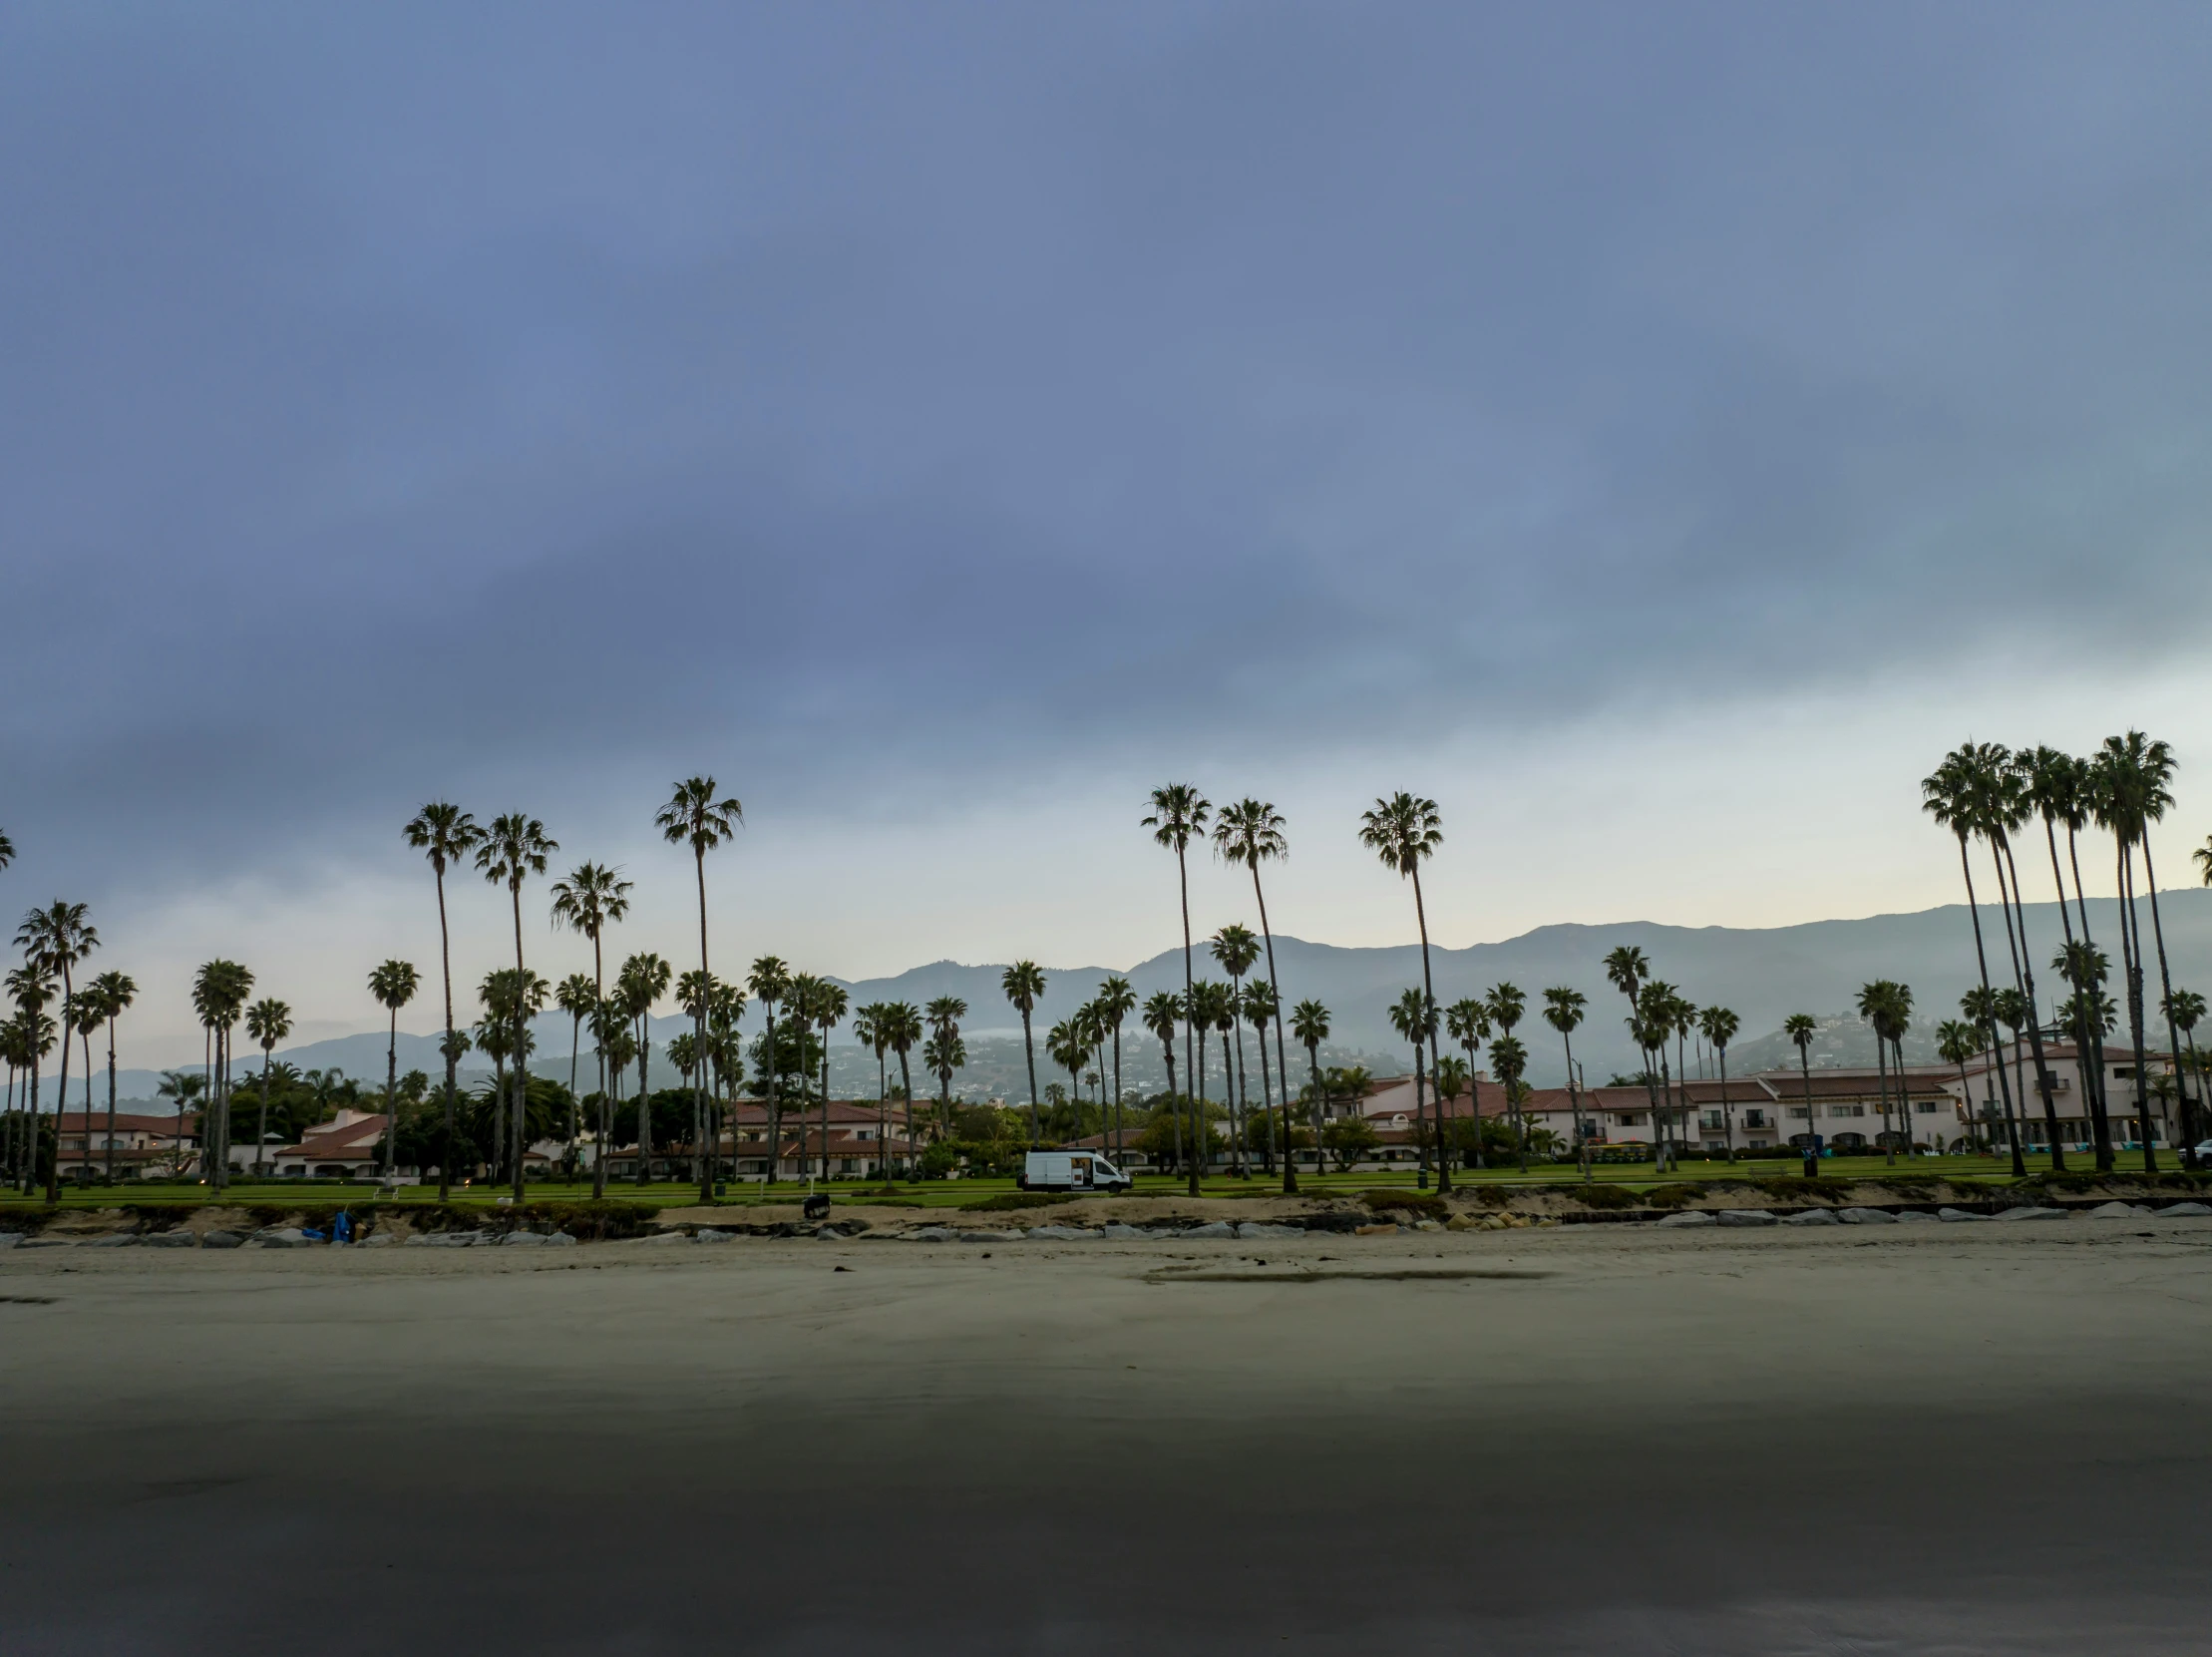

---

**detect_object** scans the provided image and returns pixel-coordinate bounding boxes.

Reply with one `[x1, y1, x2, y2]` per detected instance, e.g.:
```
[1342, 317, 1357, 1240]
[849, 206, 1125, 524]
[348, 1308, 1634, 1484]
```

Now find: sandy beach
[6, 1219, 2211, 1654]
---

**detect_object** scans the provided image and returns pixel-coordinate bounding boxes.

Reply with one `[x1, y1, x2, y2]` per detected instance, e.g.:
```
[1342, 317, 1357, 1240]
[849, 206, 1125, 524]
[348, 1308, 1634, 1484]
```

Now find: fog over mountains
[54, 891, 2212, 1107]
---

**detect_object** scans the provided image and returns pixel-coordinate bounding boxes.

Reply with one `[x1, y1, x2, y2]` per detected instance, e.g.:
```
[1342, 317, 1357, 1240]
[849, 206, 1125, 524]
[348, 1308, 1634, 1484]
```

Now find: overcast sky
[6, 2, 2212, 1064]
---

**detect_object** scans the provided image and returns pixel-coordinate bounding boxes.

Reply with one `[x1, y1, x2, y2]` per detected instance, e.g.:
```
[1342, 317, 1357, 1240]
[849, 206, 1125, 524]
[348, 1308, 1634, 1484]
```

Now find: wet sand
[5, 1221, 2211, 1654]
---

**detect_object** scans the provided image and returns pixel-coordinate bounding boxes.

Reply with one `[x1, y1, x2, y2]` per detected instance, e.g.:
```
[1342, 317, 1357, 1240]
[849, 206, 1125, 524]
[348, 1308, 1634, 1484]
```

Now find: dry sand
[6, 1220, 2211, 1653]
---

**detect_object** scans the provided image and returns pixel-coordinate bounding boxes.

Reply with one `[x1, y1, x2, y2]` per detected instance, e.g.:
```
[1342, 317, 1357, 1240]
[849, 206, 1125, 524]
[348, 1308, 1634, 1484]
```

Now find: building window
[1743, 1110, 1767, 1129]
[1914, 1101, 1939, 1114]
[1829, 1104, 1864, 1118]
[1788, 1106, 1811, 1119]
[1618, 1113, 1645, 1126]
[1701, 1110, 1724, 1129]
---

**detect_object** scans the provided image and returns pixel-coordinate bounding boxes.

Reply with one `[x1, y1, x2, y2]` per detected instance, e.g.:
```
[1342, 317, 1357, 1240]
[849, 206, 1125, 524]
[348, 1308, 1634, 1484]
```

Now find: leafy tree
[1320, 1112, 1378, 1172]
[1290, 998, 1330, 1176]
[1387, 986, 1439, 1188]
[83, 970, 136, 1184]
[1093, 977, 1137, 1163]
[879, 1001, 923, 1177]
[618, 952, 672, 1182]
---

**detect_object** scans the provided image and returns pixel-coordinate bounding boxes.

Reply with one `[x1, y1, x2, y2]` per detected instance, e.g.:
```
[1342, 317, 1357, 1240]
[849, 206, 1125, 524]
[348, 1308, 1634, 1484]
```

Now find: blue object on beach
[300, 1228, 327, 1243]
[333, 1211, 354, 1244]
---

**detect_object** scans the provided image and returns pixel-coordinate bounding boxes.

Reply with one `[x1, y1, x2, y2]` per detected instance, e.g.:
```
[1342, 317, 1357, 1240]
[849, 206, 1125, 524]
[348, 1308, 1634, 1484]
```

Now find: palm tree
[810, 979, 849, 1182]
[1697, 1005, 1740, 1160]
[498, 969, 550, 1196]
[619, 952, 671, 1183]
[1634, 981, 1683, 1172]
[1444, 999, 1490, 1169]
[1144, 784, 1212, 1195]
[2090, 734, 2167, 1168]
[243, 999, 292, 1178]
[1923, 748, 2030, 1177]
[1208, 926, 1260, 1173]
[18, 901, 98, 1203]
[1542, 989, 1588, 1167]
[749, 958, 794, 1184]
[1960, 986, 2023, 1165]
[1484, 984, 1529, 1171]
[1207, 986, 1240, 1164]
[1937, 1019, 1982, 1150]
[656, 777, 744, 1200]
[477, 813, 556, 1191]
[1966, 751, 2068, 1169]
[1488, 1035, 1528, 1168]
[368, 960, 420, 1181]
[1775, 1014, 1815, 1165]
[1240, 979, 1281, 1178]
[554, 972, 595, 1164]
[1001, 961, 1048, 1147]
[880, 1002, 923, 1178]
[156, 1069, 203, 1179]
[1046, 1019, 1088, 1143]
[1214, 799, 1297, 1191]
[404, 803, 484, 1203]
[2109, 737, 2194, 1163]
[0, 830, 11, 870]
[1359, 793, 1449, 1191]
[1093, 977, 1137, 1167]
[677, 970, 720, 1190]
[69, 991, 102, 1186]
[923, 996, 967, 1145]
[1603, 946, 1661, 1165]
[81, 970, 136, 1185]
[2166, 989, 2207, 1152]
[588, 999, 627, 1197]
[1856, 982, 1906, 1166]
[552, 861, 633, 1177]
[1387, 988, 1439, 1184]
[2023, 748, 2111, 1157]
[1187, 982, 1223, 1175]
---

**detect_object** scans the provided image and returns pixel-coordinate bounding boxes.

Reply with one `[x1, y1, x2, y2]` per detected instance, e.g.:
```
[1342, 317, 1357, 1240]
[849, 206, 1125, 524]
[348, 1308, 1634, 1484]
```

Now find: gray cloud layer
[7, 2, 2211, 901]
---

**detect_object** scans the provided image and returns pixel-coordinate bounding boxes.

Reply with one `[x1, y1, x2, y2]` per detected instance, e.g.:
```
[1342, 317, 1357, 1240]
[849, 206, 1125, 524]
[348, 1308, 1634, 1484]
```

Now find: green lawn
[4, 1150, 2189, 1215]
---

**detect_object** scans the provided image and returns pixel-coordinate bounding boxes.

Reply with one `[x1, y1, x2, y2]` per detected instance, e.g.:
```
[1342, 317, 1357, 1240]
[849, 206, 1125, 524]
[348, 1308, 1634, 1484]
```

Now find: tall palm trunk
[435, 864, 458, 1203]
[1227, 973, 1249, 1176]
[1956, 835, 2027, 1177]
[45, 966, 74, 1204]
[1177, 844, 1198, 1194]
[78, 1025, 93, 1183]
[1195, 1021, 1211, 1177]
[590, 937, 609, 1200]
[2040, 819, 2094, 1162]
[2137, 835, 2195, 1163]
[253, 1046, 274, 1178]
[1718, 1045, 1732, 1161]
[103, 1013, 119, 1185]
[2063, 821, 2114, 1165]
[1020, 1007, 1040, 1149]
[1997, 840, 2065, 1169]
[819, 1033, 832, 1183]
[762, 998, 780, 1186]
[1412, 1038, 1431, 1184]
[1253, 1020, 1275, 1177]
[896, 1047, 916, 1179]
[1874, 1019, 1893, 1167]
[1111, 1025, 1125, 1166]
[1409, 869, 1449, 1193]
[2116, 839, 2157, 1170]
[634, 1015, 653, 1186]
[1245, 865, 1297, 1193]
[378, 999, 403, 1181]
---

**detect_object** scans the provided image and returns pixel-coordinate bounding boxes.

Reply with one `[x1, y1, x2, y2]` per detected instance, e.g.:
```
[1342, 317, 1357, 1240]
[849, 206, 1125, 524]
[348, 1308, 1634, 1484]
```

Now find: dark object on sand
[802, 1193, 831, 1221]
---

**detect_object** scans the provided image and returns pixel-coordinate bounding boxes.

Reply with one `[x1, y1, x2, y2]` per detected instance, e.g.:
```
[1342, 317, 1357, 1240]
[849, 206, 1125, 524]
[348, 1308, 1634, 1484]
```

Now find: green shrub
[1570, 1184, 1640, 1210]
[1361, 1189, 1446, 1218]
[960, 1191, 1065, 1213]
[1644, 1184, 1699, 1209]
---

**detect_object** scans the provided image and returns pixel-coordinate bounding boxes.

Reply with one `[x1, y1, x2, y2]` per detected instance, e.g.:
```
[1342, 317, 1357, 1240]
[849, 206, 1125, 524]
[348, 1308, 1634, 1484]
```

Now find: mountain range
[34, 890, 2211, 1107]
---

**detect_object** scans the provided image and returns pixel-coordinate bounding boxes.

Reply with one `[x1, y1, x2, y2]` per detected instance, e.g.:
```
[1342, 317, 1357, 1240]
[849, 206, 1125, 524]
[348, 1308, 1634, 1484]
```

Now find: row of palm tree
[1925, 733, 2203, 1177]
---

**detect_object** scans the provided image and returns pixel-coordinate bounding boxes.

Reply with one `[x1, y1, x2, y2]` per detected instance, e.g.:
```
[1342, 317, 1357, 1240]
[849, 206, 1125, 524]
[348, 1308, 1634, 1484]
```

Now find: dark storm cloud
[6, 1, 2211, 894]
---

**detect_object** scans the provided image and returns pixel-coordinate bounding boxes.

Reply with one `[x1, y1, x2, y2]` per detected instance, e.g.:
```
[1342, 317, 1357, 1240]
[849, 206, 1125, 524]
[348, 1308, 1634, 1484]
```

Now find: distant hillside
[44, 891, 2212, 1104]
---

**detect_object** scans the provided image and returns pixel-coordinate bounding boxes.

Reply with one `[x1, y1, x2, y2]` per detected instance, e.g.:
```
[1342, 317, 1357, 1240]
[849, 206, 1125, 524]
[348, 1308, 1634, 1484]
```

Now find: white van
[1019, 1150, 1132, 1194]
